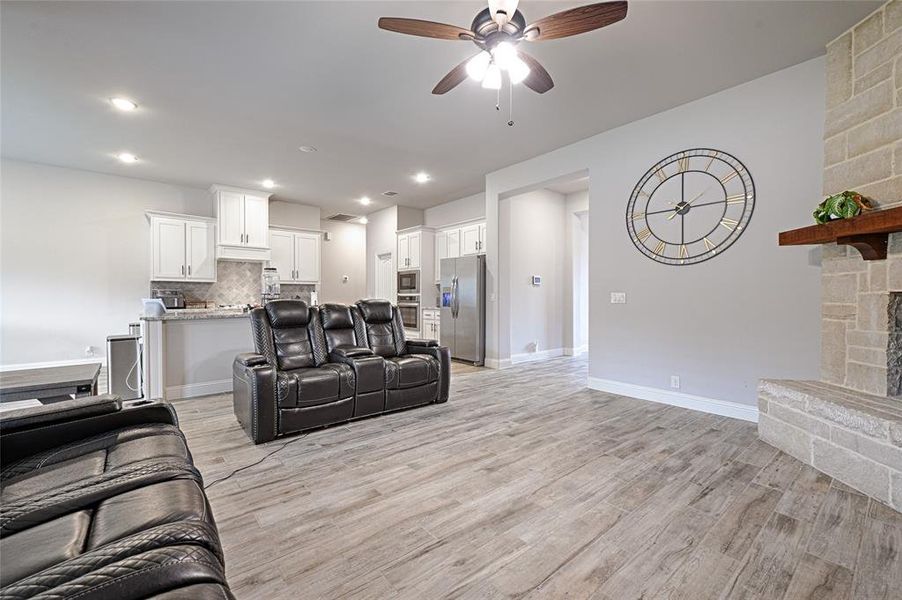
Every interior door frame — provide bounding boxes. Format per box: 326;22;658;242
375;251;394;302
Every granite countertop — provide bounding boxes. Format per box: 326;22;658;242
141;308;252;322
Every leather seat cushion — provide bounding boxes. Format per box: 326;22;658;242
276;364;354;408
0;424;190;503
385;355;440;390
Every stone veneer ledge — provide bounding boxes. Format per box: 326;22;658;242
759;379;902;511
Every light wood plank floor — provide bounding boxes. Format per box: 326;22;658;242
173;356;902;600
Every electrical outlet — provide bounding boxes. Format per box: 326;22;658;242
610;292;627;304
670;375;681;389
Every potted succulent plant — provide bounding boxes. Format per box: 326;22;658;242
813;191;874;225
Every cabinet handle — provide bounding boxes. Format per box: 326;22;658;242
181;265;185;276
188;265;191;276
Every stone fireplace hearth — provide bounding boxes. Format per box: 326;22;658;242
758;0;902;513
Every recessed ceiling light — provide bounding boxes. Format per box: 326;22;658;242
359;216;369;225
117;152;139;164
359;196;371;206
110;97;138;111
262;179;275;189
298;146;318;153
414;172;431;184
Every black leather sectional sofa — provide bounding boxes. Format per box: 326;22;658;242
0;395;233;599
233;299;451;444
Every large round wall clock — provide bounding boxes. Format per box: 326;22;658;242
626;148;755;265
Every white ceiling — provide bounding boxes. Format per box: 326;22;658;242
1;1;877;214
546;176;590;195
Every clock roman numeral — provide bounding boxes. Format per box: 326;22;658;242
632;212;645;221
636;228;651;242
720;171;739;184
654;240;666;256
704;152;718;171
677;156;689;173
720;217;739;231
654;168;667;184
703;237;716;251
726;194;745;204
679;244;688;259
638;190;649;199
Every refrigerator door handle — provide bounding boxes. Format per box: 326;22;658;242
452;275;460;318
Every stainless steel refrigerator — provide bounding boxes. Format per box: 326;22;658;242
440;254;485;365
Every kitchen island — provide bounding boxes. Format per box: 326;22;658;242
141;308;253;400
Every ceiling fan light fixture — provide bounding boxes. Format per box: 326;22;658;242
508;55;530;84
491;41;518;71
481;63;502;90
466;51;491;81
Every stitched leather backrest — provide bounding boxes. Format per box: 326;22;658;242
249;308;277;365
320;304;357;353
356;300;398;357
263;301;315;370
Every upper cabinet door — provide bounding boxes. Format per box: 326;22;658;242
294;232;321;283
218;192;244;246
152;217;186;280
408;231;421;269
435;231;447;282
269;230;296;282
397;234;410;269
242;195;269;248
460;224;480;256
186;221;216;280
477;222;487;254
446;229;461;258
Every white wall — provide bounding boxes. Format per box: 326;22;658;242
424;192;485;229
484;57;825;407
269;200;320;230
563;190;589;354
0;160;209;365
319;219;366;304
365;205;398;298
501;189;566;361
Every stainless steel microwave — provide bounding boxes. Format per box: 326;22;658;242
397;270;420;294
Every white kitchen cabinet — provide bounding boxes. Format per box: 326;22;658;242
269;228;321;284
397;231;422;270
460;223;486;256
422;308;441;341
435;231;447;283
447;228;461;258
148;213;216;282
478;223;487;254
211;185;272;261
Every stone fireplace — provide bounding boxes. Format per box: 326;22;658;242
759;0;902;513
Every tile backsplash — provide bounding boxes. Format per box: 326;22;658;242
151;261;315;306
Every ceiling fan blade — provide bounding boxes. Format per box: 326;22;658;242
518;52;554;94
525;1;627;41
378;17;473;40
432;55;476;95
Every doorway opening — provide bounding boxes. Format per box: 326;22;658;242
497;171;589;365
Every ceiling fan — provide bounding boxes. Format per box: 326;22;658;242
378;0;628;96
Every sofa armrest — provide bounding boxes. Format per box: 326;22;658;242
232;355;278;444
0;394;122;435
407;338;439;348
329;346;374;361
406;345;451;403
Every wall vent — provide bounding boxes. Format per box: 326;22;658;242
326;213;359;222
382;191;399;197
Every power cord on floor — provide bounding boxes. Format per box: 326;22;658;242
203;432;310;490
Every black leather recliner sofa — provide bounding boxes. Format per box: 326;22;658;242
233;299;450;444
0;395;233;599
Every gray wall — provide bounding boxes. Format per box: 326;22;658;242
501;189;566;359
365;205;398;298
270;200;320;229
319;219;366;304
1;159;209;364
424;192;485;229
484;57;826;406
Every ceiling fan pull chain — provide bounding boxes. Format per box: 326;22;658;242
508;77;514;127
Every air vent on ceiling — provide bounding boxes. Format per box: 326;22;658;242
382;191;399;197
326;213;360;222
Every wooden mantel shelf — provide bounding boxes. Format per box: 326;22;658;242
779;205;902;260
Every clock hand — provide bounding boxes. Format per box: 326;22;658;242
667;188;710;220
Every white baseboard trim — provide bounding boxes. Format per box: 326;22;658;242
563;345;588;357
510;348;564;365
485;357;511;370
165;378;232;400
0;357;107;372
587;377;758;423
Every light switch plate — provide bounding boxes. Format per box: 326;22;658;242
610;292;627;304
